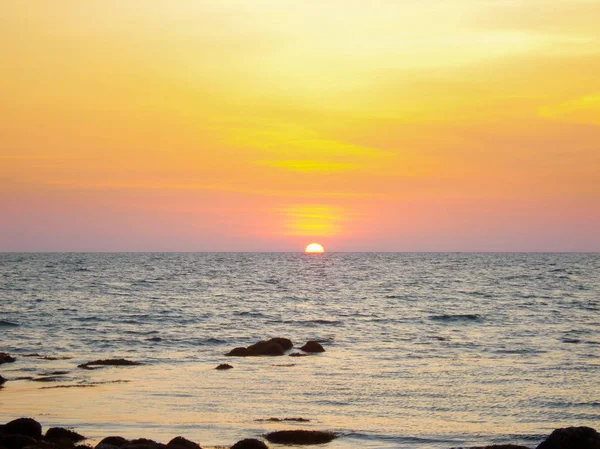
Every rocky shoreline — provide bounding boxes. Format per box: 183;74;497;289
0;418;598;449
2;349;600;448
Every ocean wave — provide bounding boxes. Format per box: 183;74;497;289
429;314;483;322
0;320;19;327
345;431;452;445
235;311;266;318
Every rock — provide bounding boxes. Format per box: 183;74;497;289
299;341;325;353
0;353;16;365
536;426;600;449
0;376;7;385
45;428;85;443
95;444;119;449
0;435;39;449
78;359;142;369
226;338;293;357
269;338;293;351
288;353;307;357
167;437;201;449
264;430;336;445
230;439;268;449
123;439;167;449
96;437;128;448
215;364;233;370
226;348;251;357
23;442;59;449
246;341;284;356
146;338;162;342
3;419;43;439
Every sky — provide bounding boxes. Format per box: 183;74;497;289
1;0;599;252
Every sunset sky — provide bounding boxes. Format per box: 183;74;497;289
1;1;599;251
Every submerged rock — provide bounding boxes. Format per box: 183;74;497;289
0;375;7;385
288;353;307;357
0;353;16;365
265;430;336;445
167;437;201;449
77;359;141;369
2;418;43;439
45;428;85;443
299;341;325;353
230;439;268;449
32;377;67;383
215;364;233;370
146;338;162;342
536;426;600;449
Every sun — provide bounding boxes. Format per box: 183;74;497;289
305;243;325;253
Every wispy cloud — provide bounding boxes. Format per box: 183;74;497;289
257;160;358;173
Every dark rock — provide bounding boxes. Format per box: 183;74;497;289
0;435;39;449
96;437;128;448
167;437;201;449
215;364;233;370
123;438;167;449
230;439;268;449
3;418;43;439
269;338;293;351
246;341;284;356
226;348;251;357
42;372;70;376
146;338;162;342
45;428;85;443
0;376;7;385
288;353;307;357
536;426;600;449
0;353;16;365
299;341;325;353
22;442;59;449
95;444;119;449
265;430;336;445
22;354;42;358
78;359;142;369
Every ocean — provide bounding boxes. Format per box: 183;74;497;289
0;253;598;448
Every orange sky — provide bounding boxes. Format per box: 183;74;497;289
1;1;599;251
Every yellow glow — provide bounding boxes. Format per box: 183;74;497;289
282;205;342;237
305;243;325;253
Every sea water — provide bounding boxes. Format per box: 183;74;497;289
0;253;599;448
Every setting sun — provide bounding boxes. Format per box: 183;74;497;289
305;243;325;253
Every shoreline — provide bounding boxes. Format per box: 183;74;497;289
2;348;600;449
0;417;599;449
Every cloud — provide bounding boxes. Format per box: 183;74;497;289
539;93;600;124
257;160;358;173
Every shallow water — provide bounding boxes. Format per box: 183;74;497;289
1;253;599;448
